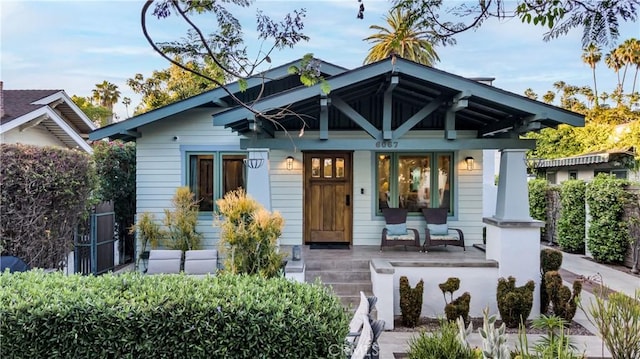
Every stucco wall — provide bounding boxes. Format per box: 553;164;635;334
1;126;67;148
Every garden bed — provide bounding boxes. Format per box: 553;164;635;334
392;316;593;335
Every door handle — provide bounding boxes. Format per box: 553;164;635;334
346;195;350;206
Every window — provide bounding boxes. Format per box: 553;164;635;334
187;153;246;211
594;169;627;179
546;171;557;184
377;153;453;214
568;171;577;180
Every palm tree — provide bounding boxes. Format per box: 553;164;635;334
581;43;601;106
122;97;131;118
363;8;439;66
605;50;623;89
92;81;121;124
619;38;640;95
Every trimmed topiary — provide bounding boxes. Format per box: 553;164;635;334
540;248;563;313
439;277;471;325
545;270;582;322
400;276;424;328
496;276;535;328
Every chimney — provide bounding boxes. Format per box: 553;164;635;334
0;81;4;119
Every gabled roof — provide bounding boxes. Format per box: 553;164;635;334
213;57;583;137
1;88;96;153
89;58;348;141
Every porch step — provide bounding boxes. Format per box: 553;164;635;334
304;257;372;310
306;270;370;282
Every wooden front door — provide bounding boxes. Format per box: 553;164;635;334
303;151;353;244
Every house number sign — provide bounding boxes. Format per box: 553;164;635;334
375;141;399;148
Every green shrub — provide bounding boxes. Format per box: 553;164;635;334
216;189;286;278
496;276;535;328
0;144;95;268
129;212;162;268
400;276;424;328
544;271;582;322
439;277;471;325
407;320;477;359
0;270;348;358
540;248;563;314
163;186;203;252
586;174;630;263
583;288;640;359
557;179;586;253
92;140;136;261
529;179;549;240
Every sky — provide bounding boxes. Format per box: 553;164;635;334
1;1;639;121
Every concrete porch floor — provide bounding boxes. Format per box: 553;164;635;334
287;243;485;262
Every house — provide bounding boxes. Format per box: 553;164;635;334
0;82;96;153
534;148;639;183
90;57;584;326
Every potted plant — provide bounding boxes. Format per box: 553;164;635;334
129;212;162;271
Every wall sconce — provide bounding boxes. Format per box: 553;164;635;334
286;156;294;170
465;156;475;171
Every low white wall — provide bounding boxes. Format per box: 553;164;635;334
371;259;499;330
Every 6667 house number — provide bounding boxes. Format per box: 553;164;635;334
375;141;398;148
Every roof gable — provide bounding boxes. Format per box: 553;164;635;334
89;58;347;141
212;57;583;137
1;88;96;153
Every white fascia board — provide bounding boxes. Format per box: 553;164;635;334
0;107;93;153
31;90;96;131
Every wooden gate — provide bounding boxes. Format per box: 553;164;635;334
74;202;116;275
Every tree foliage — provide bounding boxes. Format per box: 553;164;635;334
71;95;112;128
92;81;121;124
140;0;326;134
359;0;639;49
363;7;440;66
525;37;640;161
127;57;225;114
92;140;136;260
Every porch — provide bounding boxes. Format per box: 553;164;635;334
283;244;499;330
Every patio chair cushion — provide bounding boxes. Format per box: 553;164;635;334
183;249;218;275
427;223;449;236
146;249;182;274
385;223;407;236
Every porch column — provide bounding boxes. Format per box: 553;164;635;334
484;149;542;318
245;148;272;211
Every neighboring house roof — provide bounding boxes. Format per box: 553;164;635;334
1;87;96;153
90;56;584;144
534;148;636;169
89;58;348;141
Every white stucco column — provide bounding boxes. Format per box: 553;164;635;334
245;148;272;211
482;149;497;218
484;149;542;318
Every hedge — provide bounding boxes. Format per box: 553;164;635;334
0;144;95;268
586;174;630;263
557;179;586;253
0;271;349;358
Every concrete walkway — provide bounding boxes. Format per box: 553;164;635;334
376;248;639;359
